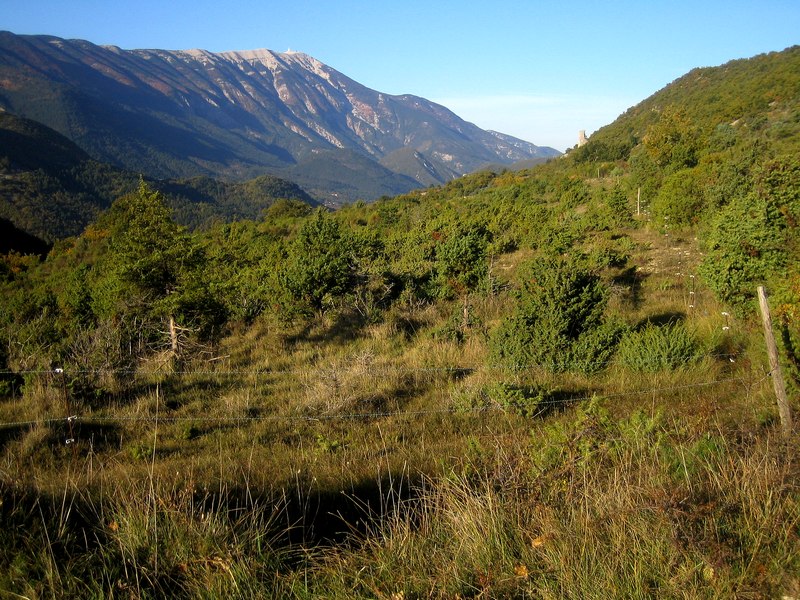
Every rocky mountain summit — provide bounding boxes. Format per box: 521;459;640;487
0;32;559;203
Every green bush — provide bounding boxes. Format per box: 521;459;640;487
699;155;799;314
490;257;623;374
280;209;356;313
698;191;786;313
616;322;703;372
433;224;490;298
651;168;704;226
488;383;551;418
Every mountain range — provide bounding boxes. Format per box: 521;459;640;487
0;31;559;205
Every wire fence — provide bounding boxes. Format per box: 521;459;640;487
0;351;745;378
0;303;773;447
0;356;782;503
0;365;771;432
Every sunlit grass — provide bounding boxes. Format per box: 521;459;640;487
1;219;797;598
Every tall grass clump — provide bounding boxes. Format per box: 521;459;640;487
305;402;800;599
616;321;704;372
0;479;300;599
309;469;536;599
96;483;292;598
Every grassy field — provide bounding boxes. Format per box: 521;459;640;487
1;222;798;599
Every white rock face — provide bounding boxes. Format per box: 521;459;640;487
90;43;554;166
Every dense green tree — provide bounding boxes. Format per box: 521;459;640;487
651;168;704;226
642;107;699;172
200;220;283;323
491;257;623;374
107;181;198;300
434;224;490;298
96;181;223;353
280;209;356;314
57;264;94;331
1;284;61;373
698;157;798;312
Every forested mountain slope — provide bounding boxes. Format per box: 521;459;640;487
570;45;800;164
567;45;800;317
0;112;318;241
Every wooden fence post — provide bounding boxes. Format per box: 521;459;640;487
757;286;793;435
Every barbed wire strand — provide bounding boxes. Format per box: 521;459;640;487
0;374;767;430
0;351;745;378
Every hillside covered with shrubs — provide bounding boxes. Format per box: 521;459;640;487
0;46;799;598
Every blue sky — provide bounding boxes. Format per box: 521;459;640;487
2;0;798;151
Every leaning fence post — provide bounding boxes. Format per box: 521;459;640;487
757;286;793;435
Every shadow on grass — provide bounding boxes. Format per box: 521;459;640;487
0;423;26;451
636;311;686;329
0;467;424;597
283;309;368;347
206;473;424;547
613;265;648;309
